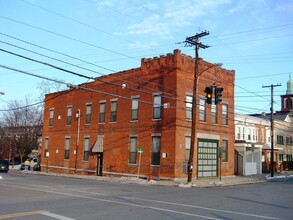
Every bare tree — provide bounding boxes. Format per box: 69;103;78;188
0;97;42;163
37;79;67;104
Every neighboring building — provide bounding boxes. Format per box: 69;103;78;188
41;49;235;180
260;114;292;172
234;114;269;175
252;77;293;172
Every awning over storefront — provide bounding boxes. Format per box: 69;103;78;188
92;136;104;153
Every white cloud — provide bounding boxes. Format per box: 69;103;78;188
128;40;159;50
127;14;170;36
126;0;232;36
229;0;247;14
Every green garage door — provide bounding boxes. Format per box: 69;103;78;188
198;139;218;178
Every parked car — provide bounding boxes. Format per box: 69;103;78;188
20;157;41;171
0;159;9;172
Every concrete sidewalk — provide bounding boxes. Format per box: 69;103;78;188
157;174;267;187
14;169;293;188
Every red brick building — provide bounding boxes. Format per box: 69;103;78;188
41;49;235;180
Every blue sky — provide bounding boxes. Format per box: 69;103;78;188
0;0;292;114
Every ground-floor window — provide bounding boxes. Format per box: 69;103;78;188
152;136;161;165
129;137;137;164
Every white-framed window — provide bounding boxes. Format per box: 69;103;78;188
49;109;54;126
84;137;90;161
99;102;106;123
86;104;92;124
110;100;117;122
185;136;191;161
67;106;72;125
222;140;228;162
65;137;70;159
199;98;206;122
222;104;228;125
186;95;192;120
44;138;49;158
153;95;161;119
237;127;241;139
152;136;161;165
131;98;139;121
211;103;217;124
129;137;137;164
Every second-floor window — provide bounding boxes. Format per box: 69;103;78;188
153;95;161;119
49;109;54;126
86;104;92;124
199;98;206;122
286;136;293;145
131;98;139;121
186;95;192;120
211;103;217;124
67;106;72;125
247;128;251;140
110;100;117;122
277;135;284;144
99;102;106;123
222;104;228;125
65;137;70;159
237;127;241;139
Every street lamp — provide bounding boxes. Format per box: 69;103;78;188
187;62;223;184
74;109;81;173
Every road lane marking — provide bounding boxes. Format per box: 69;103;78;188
1;183;282;220
0;210;48;219
68;188;283;220
42;212;76;220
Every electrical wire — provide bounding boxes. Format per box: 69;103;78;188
0;33;179;99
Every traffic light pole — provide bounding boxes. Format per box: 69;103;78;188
184;31;209;184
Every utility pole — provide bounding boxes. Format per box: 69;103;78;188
262;83;281;177
184;31;209;183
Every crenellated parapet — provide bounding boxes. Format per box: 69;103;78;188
141;49;194;72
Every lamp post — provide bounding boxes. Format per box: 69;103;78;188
74;109;81;173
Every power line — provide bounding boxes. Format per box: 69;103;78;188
0;16;138;61
0;46;182;103
0;33;178;99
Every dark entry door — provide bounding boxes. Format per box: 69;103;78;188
97;153;103;176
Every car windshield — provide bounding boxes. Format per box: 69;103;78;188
0;160;8;165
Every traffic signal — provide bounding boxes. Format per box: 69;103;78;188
215;87;224;105
204;86;213;104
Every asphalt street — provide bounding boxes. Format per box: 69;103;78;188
0;172;292;220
